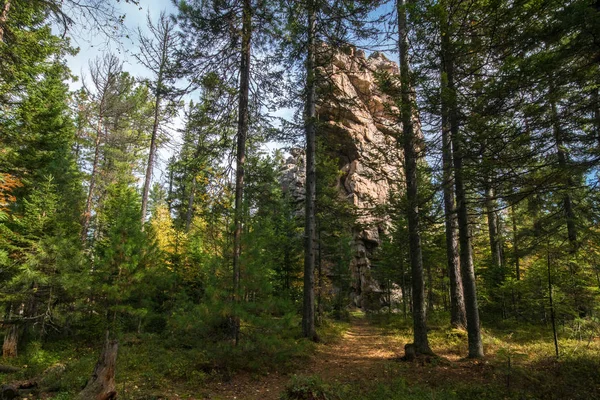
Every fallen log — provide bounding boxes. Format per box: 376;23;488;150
0;365;20;373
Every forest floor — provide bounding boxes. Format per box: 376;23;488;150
196;310;600;400
200;311;402;400
2;311;599;399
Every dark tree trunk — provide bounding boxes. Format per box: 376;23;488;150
594;86;600;150
484;182;503;280
77;333;118;400
550;99;577;251
400;247;408;319
440;24;467;329
443;6;484;357
547;247;559;359
427;262;434;313
185;178;196;232
511;204;520;281
316;229;323;325
397;0;432;356
452;120;484;358
232;0;252;345
302;0;318;342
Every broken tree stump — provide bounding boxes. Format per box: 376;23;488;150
402;343;416;362
77;332;118;400
2;325;19;359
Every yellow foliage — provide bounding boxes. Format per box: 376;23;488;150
151;205;185;257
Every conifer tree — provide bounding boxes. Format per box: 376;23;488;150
396;0;433;355
136;11;183;226
281;0;378;341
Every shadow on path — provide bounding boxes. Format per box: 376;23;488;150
202;312;403;400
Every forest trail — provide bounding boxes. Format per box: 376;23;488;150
203;312;403;400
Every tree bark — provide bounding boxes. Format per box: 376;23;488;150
2;325;18;359
547;246;559;359
185;178;195;232
397;0;432;355
550;99;577;251
140;89;162;226
77;333;118;400
511;204;520;281
141;18;172;226
484;181;503;281
232;0;252;346
81;121;103;242
443;4;484;357
440;19;467;330
302;0;318;342
0;0;10;43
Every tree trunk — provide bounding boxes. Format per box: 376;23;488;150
302;0;318;342
167;158;175;214
81;123;103;242
77;333;118;400
2;325;18;359
400;244;407;319
0;0;10;43
452;117;484;359
185;178;196;232
141;19;172;226
550;99;577;251
511;204;520;281
140;89;162;226
232;0;252;346
484;181;503;281
547;246;559;359
316;228;323;326
443;5;484;357
593;86;600;150
397;0;432;356
427;262;434;313
440;22;467;329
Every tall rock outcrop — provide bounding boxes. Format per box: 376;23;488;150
282;46;406;309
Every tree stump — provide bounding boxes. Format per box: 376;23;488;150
77;333;118;400
2;326;19;359
402;343;416;362
1;384;19;399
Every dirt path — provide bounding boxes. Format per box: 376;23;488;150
202;313;403;400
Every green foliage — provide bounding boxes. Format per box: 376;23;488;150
281;375;338;400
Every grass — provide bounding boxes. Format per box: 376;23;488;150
0;312;350;400
358;311;600;400
1;312;598;399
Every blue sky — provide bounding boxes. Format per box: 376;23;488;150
66;0;178;90
64;1;182;183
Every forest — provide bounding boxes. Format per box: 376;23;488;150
0;0;599;399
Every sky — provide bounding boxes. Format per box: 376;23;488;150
67;0;178;90
64;1;182;185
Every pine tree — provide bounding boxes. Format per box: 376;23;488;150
136;11;183;226
396;0;433;356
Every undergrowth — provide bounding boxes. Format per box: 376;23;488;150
0;312;348;399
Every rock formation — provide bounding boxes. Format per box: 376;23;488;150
282;46;406;309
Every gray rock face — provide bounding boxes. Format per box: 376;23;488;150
281;46;405;309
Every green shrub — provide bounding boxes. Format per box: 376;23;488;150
281;375;339;400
